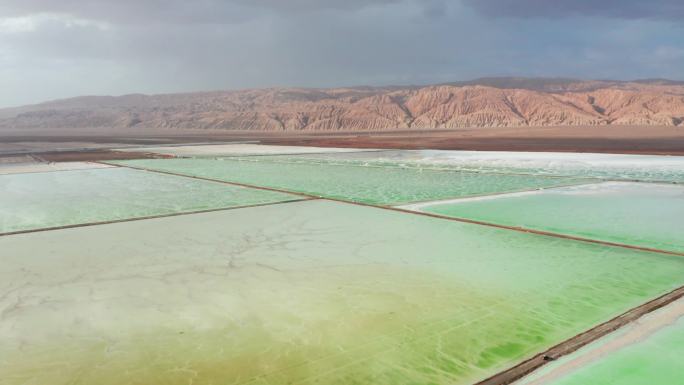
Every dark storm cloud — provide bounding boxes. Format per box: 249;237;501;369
463;0;684;21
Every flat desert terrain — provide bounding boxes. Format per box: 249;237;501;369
1;125;683;156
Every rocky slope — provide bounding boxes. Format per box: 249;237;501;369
2;78;683;130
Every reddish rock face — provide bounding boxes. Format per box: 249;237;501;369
2;80;684;130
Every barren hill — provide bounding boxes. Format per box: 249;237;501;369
2;78;684;131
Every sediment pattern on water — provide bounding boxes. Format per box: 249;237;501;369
252;150;684;183
417;182;684;253
550;320;684;385
518;299;684;385
2;200;684;385
0;167;296;233
116;158;586;205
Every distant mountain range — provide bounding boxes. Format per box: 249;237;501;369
2;78;684;131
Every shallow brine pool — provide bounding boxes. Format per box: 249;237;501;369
408;181;684;253
115;158;587;205
0;167;297;233
2;200;683;385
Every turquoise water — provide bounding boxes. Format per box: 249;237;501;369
115;158;586;205
420;182;684;253
548;317;684;385
0;167;297;232
255;150;684;183
2;200;683;385
518;301;684;385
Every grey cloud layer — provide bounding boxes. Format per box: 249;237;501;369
0;0;683;107
6;0;682;23
463;0;684;20
0;0;401;24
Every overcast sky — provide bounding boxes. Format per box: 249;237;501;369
1;0;683;107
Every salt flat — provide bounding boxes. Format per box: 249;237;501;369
117;143;377;157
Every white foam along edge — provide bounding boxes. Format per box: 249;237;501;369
114;144;379;156
396;181;684;211
0;161;114;175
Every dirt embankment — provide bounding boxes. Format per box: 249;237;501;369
261;126;684;155
1;125;683;157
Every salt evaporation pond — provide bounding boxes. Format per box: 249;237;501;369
411;182;684;253
0;167;297;233
546;318;684;385
255;150;684;183
2;200;683;385
517;298;684;385
115;158;587;205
